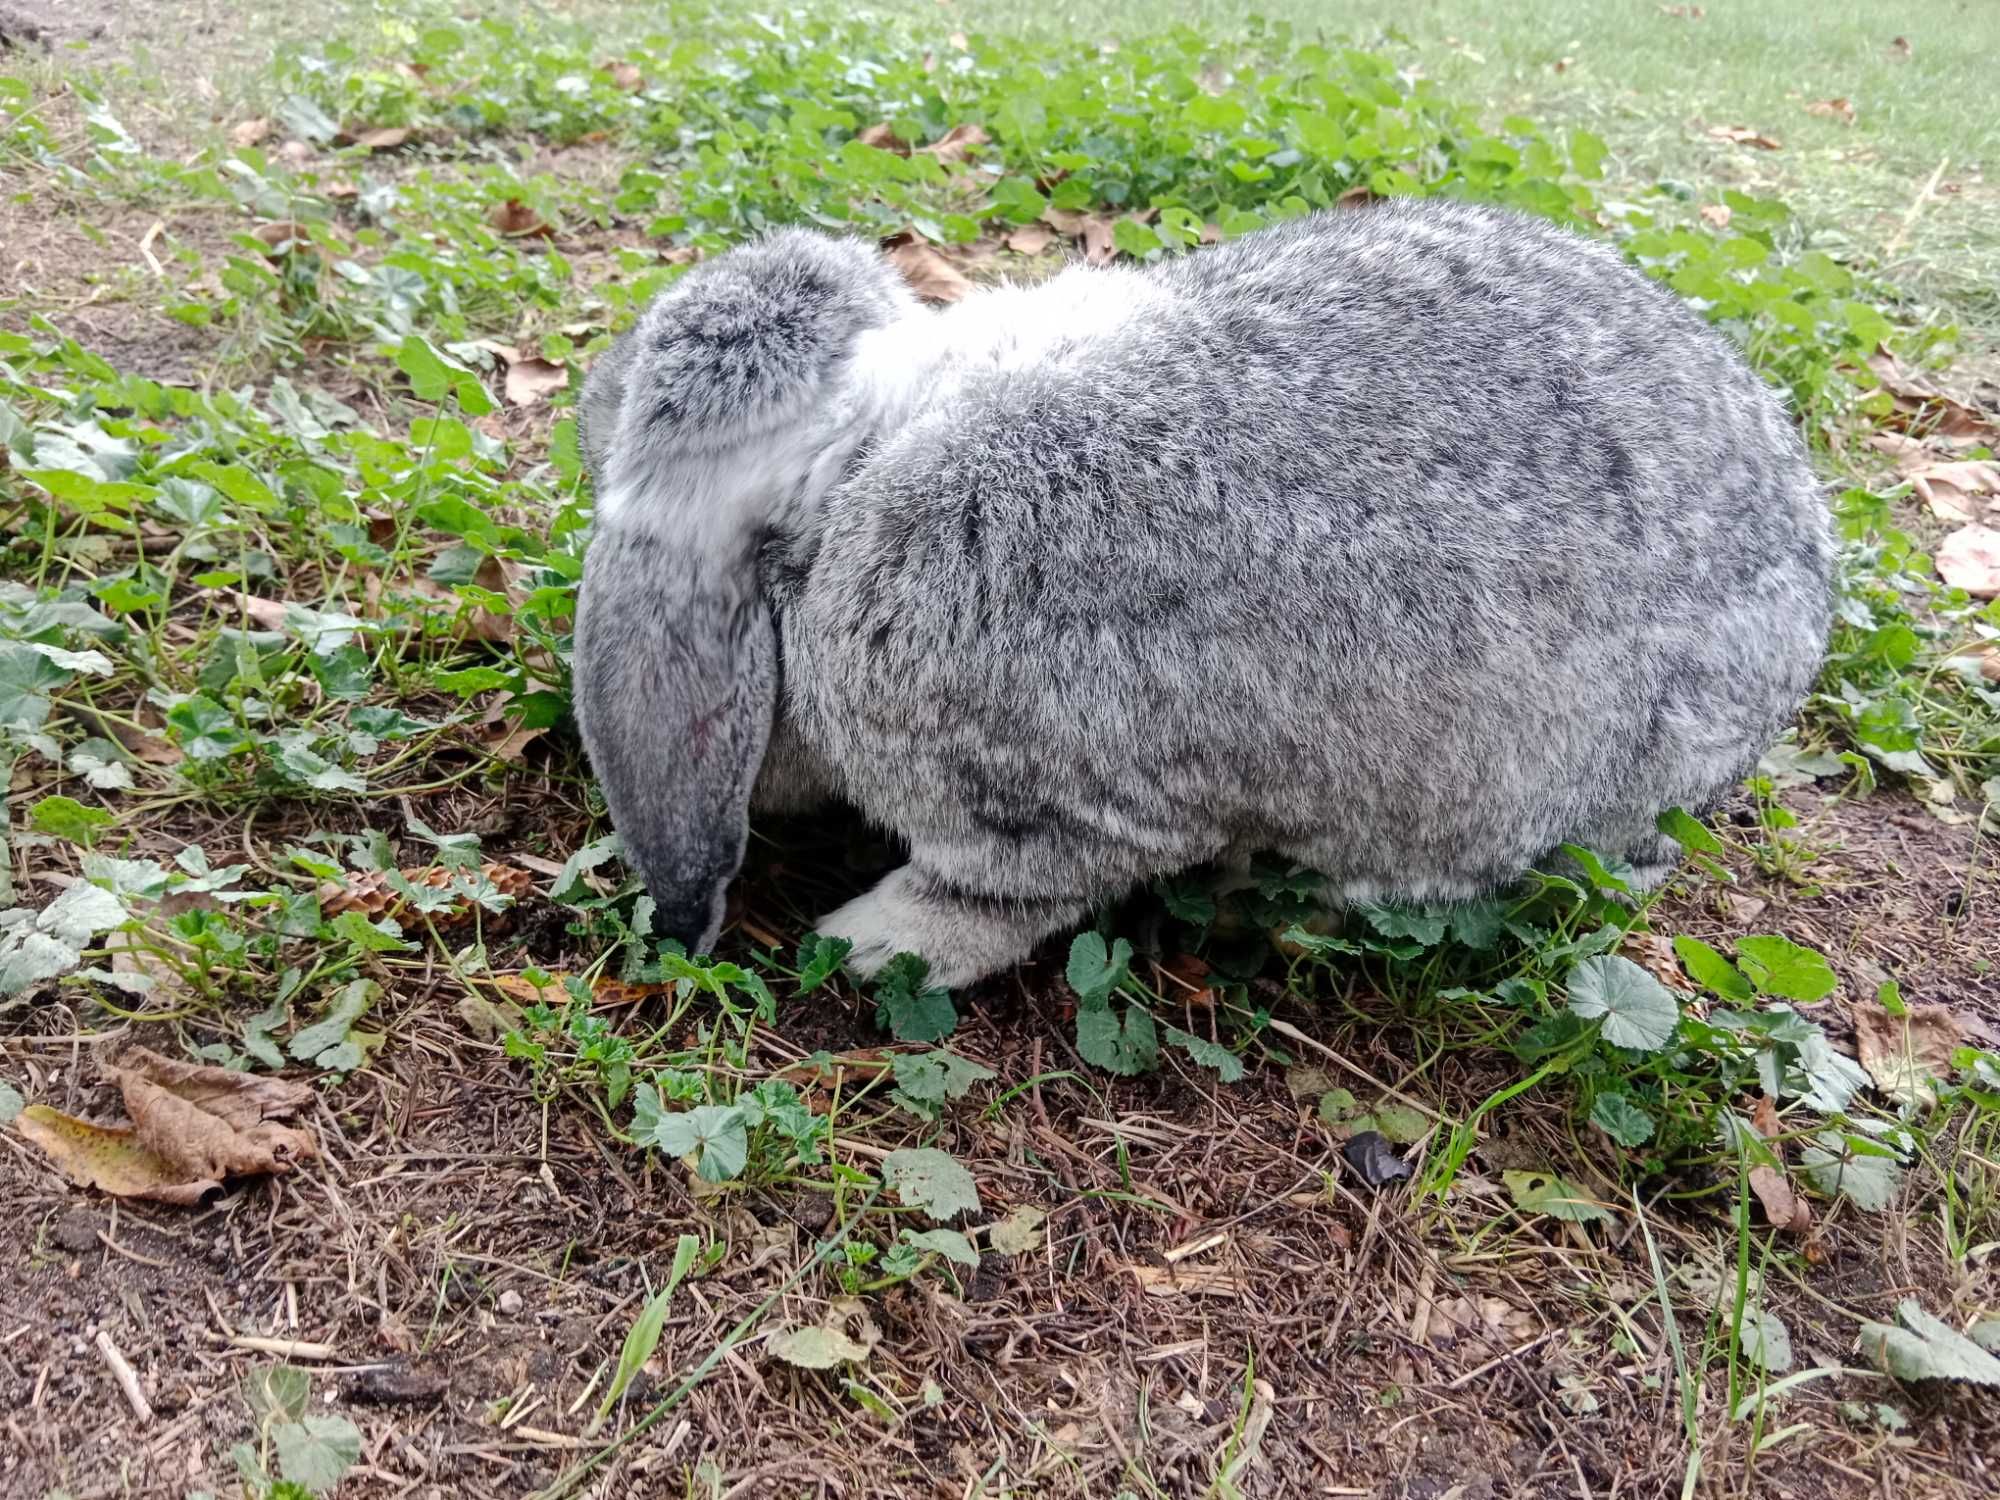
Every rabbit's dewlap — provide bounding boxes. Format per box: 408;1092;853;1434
572;201;1833;988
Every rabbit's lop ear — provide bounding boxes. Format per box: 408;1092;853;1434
573;231;911;955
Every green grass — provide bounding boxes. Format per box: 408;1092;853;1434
961;0;2000;341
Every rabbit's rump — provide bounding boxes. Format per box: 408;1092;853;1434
782;202;1831;921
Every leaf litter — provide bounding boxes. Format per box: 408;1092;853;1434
15;1048;316;1204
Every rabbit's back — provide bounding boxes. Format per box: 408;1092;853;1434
781;201;1830;897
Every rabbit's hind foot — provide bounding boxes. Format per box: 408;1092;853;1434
816;865;1085;990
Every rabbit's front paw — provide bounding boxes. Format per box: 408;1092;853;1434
815;865;1085;990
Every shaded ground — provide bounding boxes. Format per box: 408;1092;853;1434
4;785;1998;1498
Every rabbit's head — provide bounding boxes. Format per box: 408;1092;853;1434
573;230;913;955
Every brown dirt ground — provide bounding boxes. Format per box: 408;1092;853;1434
4;782;1999;1500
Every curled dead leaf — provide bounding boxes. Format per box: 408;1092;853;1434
1748;1164;1812;1234
252;220;327;254
230;117;272;148
1751;1094;1782;1140
14;1048;316;1205
503;356;569;407
1868;352;1998;446
351;125;412;153
1805;97;1856;126
1699;203;1732;230
1427;1294;1538;1348
1708;125;1781;150
914;123;990;163
856;122;910;154
276;140;315;170
1004;223;1054;256
489;972;673;1010
1938;524;2000;597
885;238;974;303
1909;460;2000;523
1854;1002;1963;1109
235;592;289;630
1621;932;1687;992
604;60;644;91
1889;36;1912;59
1078;214;1118;265
489;198;553;238
319;862;535;934
1658;4;1705;17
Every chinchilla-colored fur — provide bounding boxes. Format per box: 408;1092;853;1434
573;202;1832;984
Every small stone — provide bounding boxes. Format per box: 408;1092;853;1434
497;1289;524;1316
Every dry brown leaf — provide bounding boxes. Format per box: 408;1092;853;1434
604;60;644;91
1699;203;1732;230
885;239;973;303
856;122;910;154
235;592;288;630
1751;1094;1782;1140
465;553;527;643
229;117;272;148
320;862;536;933
276;140;315;170
1658;4;1705;17
1708;125;1781;150
1621;932;1687;991
1748;1165;1812;1234
1805;97;1856;126
1938;524;2000;597
489;972;673;1010
352;125;412;152
1889;36;1912;59
14;1048;316;1206
914;123;990;163
1336;183;1376;207
1854;1002;1964;1109
1426;1294;1537;1348
1909;460;2000;523
1078;214;1118;264
1005;223;1054;256
251;220;316;254
503;356;569;406
1553;56;1572;74
1867;352;1999;445
490;198;554;238
106;711;183;767
481;722;546;764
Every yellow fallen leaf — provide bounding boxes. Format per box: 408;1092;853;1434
15;1048;316;1206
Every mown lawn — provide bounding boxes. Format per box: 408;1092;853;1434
2;2;1997;1498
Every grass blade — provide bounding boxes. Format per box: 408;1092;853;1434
588;1232;699;1435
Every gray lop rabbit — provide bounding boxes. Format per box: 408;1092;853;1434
572;200;1832;986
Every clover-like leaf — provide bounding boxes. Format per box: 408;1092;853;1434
881;1146;979;1222
1567;956;1680;1052
1736;935;1837;1003
1859;1299;2000;1386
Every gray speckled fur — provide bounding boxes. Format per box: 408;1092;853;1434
572;203;1832;984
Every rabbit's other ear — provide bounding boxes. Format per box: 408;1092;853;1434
573;527;775;956
576;326;638;491
621;228;913;451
